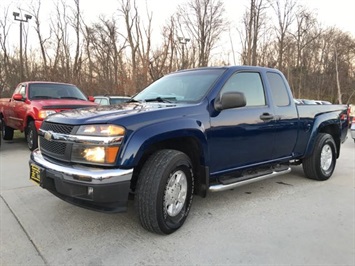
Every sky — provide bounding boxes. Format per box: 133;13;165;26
1;0;355;62
77;0;355;36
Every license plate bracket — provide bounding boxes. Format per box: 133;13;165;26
29;163;45;186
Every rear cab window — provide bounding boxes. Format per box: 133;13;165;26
266;72;291;107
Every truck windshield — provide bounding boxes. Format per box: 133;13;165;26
133;69;225;103
29;83;88;101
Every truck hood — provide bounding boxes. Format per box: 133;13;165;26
34;99;97;110
45;102;189;125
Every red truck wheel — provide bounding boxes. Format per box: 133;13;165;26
302;133;336;181
136;149;194;234
26;121;38;151
1;118;14;140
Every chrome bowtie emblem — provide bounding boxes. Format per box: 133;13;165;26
44;131;53;141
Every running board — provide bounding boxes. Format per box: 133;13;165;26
209;167;291;192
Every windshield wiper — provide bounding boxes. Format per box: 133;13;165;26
126;98;141;103
144;97;175;103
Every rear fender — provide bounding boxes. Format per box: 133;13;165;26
304;112;342;158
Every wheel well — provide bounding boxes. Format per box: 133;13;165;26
130;136;208;197
319;124;340;157
25;116;35;134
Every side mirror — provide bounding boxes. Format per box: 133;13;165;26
13;93;24;101
214;92;246;111
87;96;95;102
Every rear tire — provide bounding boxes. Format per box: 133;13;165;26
136;149;194;234
26;121;38;151
302;133;336;181
1;118;14;140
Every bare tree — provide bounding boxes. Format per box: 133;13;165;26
289;6;320;98
49;0;72;81
28;0;50;73
269;0;296;71
176;0;227;67
149;17;179;81
119;0;140;91
241;0;268;65
69;0;82;83
136;2;153;90
82;18;120;94
0;6;11;90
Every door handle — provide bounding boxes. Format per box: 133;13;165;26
260;113;274;121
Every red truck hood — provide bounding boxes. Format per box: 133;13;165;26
33;99;97;110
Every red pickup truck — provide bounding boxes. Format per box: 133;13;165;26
0;81;97;150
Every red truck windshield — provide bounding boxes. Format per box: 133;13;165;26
29;83;87;101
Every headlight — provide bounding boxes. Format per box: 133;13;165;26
77;124;125;136
38;110;56;119
72;124;125;165
72;145;119;164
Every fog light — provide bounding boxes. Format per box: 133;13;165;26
88;187;94;197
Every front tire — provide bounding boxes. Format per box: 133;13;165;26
302;133;337;181
136;149;194;235
26;121;38;151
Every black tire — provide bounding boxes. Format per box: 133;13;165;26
26;121;38;151
302;133;337;181
1;118;14;140
136;149;194;235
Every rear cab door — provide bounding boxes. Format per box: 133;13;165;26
265;70;299;160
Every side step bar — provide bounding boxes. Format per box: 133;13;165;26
209;167;291;192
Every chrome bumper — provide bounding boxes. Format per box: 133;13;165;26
31;149;133;184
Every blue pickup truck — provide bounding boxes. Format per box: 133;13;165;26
29;66;349;234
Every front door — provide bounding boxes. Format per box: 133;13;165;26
208;71;275;175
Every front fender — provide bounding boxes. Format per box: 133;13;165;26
118;118;208;168
20;102;38;131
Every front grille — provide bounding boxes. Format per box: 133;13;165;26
41;139;66;155
40;121;75;161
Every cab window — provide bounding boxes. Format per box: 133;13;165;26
221;72;266;106
19;85;26;97
267;72;290;106
14;84;26;98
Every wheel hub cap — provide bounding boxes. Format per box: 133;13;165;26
164;170;187;217
320;144;332;171
28;130;33;147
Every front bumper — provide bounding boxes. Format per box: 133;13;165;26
29;149;133;212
